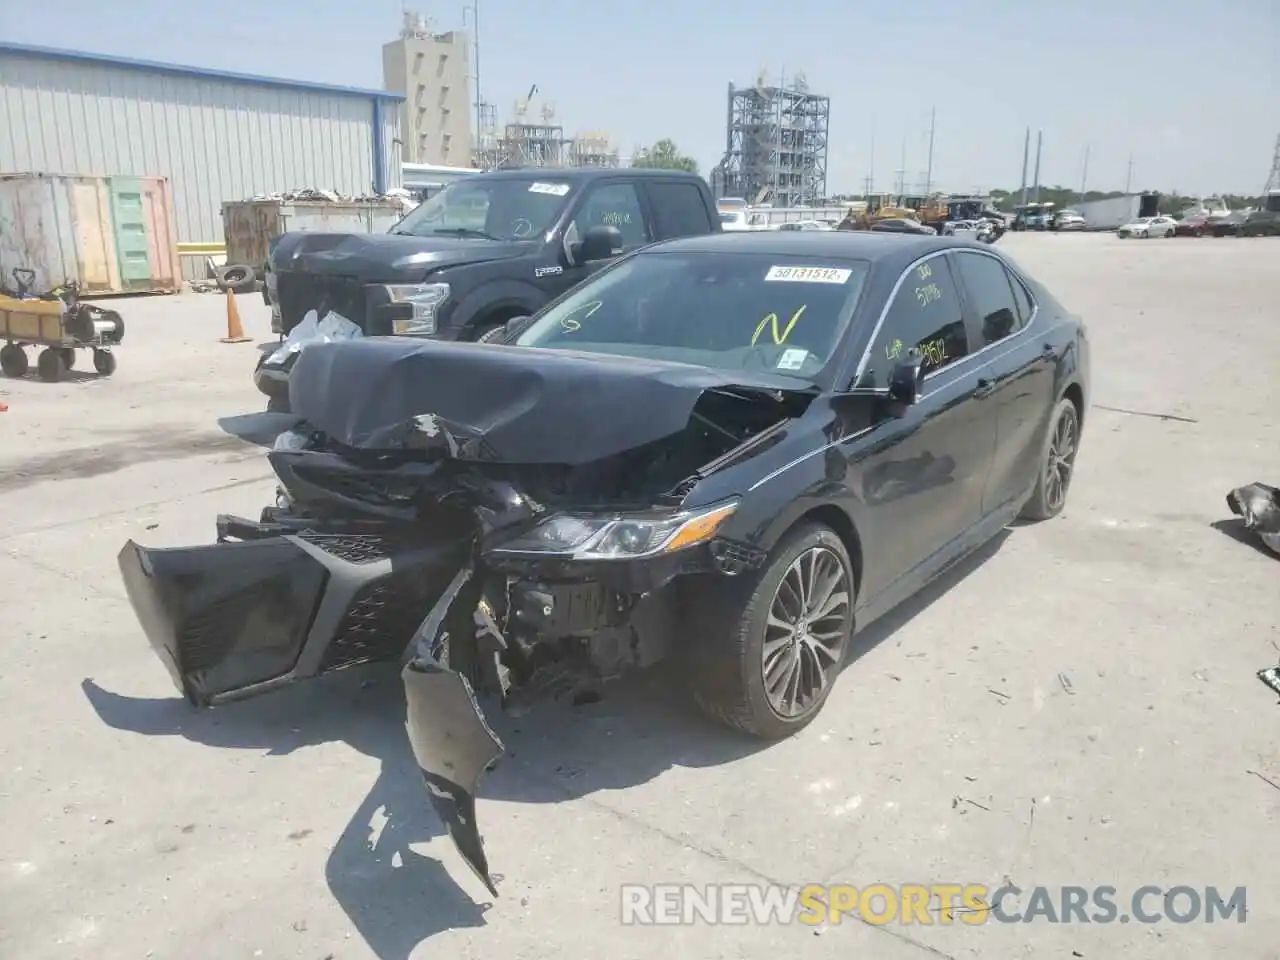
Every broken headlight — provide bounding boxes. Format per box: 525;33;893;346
379;282;450;336
490;501;738;560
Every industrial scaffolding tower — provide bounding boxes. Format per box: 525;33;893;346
713;71;830;207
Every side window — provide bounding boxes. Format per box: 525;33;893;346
866;256;968;385
1008;270;1034;326
573;182;650;249
953;251;1024;348
646;182;712;238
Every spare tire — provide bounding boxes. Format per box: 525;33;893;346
216;264;258;294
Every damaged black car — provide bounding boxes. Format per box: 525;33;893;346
117;231;1089;896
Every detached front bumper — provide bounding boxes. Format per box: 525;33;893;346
117;520;468;705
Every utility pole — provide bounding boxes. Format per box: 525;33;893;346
1018;127;1030;207
1124;154;1134;194
896;136;907;203
1031;130;1043;204
866;118;876;198
463;1;482;166
923;106;936;196
1079;144;1090;203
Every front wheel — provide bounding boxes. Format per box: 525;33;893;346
1020;397;1080;521
686;523;855;739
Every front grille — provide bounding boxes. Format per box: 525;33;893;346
299;533;390;564
275;273;366;334
322;571;442;671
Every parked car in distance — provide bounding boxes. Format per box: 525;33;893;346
1208;211;1248;236
870;217;937;235
1238;208;1280;237
1053;210;1087;231
776;219;835;232
118;231;1090;896
1117;216;1176;238
1174;215;1214;237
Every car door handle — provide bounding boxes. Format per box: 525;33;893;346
974;377;995;399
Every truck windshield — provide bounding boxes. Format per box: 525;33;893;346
513;250;871;381
392;177;574;241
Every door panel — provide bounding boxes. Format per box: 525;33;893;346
542;180;649;301
107;177;153;291
850;253;996;598
950;251;1056;514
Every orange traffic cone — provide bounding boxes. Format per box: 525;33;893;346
220;288;251;343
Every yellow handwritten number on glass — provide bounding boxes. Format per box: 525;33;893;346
560;300;603;332
751;304;807;346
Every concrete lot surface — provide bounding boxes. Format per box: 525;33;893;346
0;234;1277;959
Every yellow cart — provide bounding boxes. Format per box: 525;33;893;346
0;269;124;382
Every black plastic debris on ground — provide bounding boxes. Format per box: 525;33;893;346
1258;666;1280;699
1226;482;1280;557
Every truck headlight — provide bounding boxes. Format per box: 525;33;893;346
489;501;738;560
382;282;449;336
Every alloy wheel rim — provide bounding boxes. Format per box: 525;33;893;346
1045;407;1078;512
762;546;851;718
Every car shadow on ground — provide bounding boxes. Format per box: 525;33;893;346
1209;518;1277;559
80;528;1008;959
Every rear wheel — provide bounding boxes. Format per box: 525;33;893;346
93;349;117;376
686;523;855;739
1020;397;1080;521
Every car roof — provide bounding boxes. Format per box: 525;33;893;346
457;167;703;183
643;230;995;267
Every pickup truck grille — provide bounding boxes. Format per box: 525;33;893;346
275;273;366;335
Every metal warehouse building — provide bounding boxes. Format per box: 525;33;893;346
0;42;403;277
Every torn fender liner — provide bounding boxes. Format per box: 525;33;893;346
1226;482;1280;556
403;659;505;898
289;337;815;464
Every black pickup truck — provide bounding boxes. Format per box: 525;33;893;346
256;169;723;405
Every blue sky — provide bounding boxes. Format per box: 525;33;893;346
5;0;1277;195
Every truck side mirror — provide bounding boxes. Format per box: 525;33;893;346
578;225;623;263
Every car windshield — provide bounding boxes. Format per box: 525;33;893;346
391;177;573;241
512;251;871;381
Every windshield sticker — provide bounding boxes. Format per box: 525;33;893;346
751;304;807;346
777;348;808;371
529;181;571;196
534;265;563;278
559;300;603;332
764;265;852;284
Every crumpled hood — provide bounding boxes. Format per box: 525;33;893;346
270;231;528;282
289;337;815;465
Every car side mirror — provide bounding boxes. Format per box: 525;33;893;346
578;224;623;263
887;356;926;405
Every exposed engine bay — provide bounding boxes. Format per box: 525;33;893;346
117;336;814;896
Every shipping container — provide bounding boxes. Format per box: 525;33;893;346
0;173;182;295
1074;193;1162;231
222;199;407;273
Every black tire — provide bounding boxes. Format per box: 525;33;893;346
468;321;503;343
1019;397;1080;521
0;344;28;378
215;264;258;294
476;324;507;344
685;522;856;739
37;347;66;382
59;347;76;370
93;349;117;376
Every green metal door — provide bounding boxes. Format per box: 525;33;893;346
107;178;153;291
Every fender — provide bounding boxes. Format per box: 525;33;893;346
448;278;547;336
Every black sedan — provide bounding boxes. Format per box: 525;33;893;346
117;231;1089;896
870;217;937;235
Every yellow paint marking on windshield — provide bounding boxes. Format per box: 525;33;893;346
884;338;904;360
919;337;949;366
915;283;942;307
560;300;603;332
751;304;807;346
917;262;933;280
